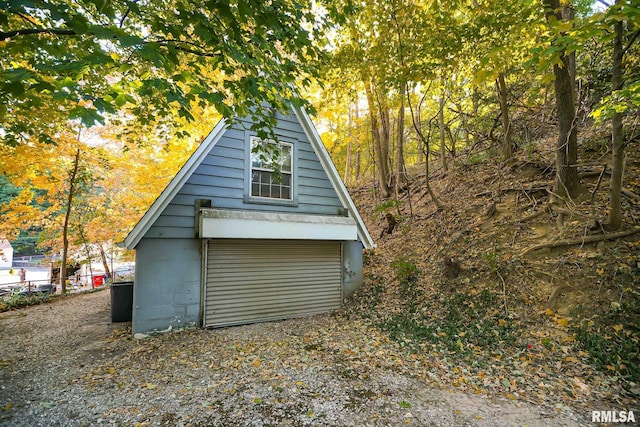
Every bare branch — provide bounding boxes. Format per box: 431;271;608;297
119;9;131;28
153;39;222;59
623;29;640;55
0;28;76;41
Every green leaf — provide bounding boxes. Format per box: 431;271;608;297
2;81;25;97
90;25;116;40
118;35;145;48
399;400;412;408
115;93;128;107
94;97;116;114
1;68;35;81
68;14;90;33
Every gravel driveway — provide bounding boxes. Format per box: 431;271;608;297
0;290;585;426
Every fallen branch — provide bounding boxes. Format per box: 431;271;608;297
475;184;551;198
553;207;597;220
497;271;508;316
580;169;611;178
622;188;640;201
520;227;640;257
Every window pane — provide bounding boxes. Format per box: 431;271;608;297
251;151;264;169
281;145;292;172
250;138;293;200
260;184;270;198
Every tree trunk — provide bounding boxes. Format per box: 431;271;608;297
438;86;448;171
561;5;577;90
545;0;581;199
366;84;392;197
406;90;443;210
472;88;480;148
345;138;352;185
354;100;361;181
60;148;80;293
607;7;624;230
496;73;513;160
98;243;112;280
345;106;353;185
78;226;94;288
396;82;407;192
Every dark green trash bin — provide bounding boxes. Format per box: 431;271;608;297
110;281;133;322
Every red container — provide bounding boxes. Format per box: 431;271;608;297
92;275;104;287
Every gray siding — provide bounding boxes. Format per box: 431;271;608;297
132;238;201;336
342;241;364;298
144;111;344;240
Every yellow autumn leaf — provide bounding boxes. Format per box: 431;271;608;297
556;318;569;327
252;359;262;367
544;308;554;316
2;403;13;411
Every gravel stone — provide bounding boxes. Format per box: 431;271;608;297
0;290;587;426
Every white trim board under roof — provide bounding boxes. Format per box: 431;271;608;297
199;209;357;241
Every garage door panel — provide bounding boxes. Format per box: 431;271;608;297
207;265;340;278
211;301;339;324
209;283;336;304
204;239;342;328
211;295;342;312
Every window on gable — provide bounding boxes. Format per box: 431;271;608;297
250;137;293;200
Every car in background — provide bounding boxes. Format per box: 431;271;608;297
0;284;21;297
17;283;56;296
113;266;135;280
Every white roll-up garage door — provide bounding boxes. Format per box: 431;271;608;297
204;239;342;328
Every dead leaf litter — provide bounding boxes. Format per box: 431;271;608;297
0;290;585;426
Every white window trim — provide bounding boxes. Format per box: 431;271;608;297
249;136;294;202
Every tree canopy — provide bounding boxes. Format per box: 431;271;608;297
0;0;322;146
1;0;639;265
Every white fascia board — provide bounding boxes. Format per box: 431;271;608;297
199;209;357;241
122;119;229;249
292;106;376;249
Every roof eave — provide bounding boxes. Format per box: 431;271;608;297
122;118;229;249
292;106;376;249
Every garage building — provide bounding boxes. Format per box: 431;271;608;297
122;106;374;337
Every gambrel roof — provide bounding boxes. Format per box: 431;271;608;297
122;106;375;250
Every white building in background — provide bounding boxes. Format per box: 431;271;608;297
0;241;14;268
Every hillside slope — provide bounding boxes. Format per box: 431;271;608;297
347;141;640;412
